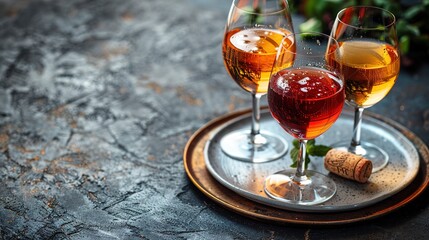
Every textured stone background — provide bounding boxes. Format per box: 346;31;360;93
0;0;428;239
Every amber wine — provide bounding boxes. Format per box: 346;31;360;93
223;28;294;94
329;40;400;108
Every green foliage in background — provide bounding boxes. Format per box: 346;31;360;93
289;0;429;67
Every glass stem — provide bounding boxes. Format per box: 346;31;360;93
250;93;266;146
349;107;366;155
251;93;261;135
293;139;309;183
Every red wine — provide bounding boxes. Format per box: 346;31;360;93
268;67;345;140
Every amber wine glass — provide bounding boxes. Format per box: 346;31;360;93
264;33;345;205
329;6;400;172
221;0;294;162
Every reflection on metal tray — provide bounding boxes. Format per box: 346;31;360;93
183;107;429;224
204;108;419;213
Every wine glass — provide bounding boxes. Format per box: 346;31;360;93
329;6;400;172
221;0;294;162
264;32;345;205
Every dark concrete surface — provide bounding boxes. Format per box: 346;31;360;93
0;0;428;239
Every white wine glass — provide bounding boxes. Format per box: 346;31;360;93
329;6;400;172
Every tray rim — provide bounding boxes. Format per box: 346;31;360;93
204;108;420;212
183;107;429;225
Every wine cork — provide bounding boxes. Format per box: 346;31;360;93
324;149;372;183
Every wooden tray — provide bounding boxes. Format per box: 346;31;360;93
183;107;429;225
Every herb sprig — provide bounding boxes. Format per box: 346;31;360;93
290;139;332;169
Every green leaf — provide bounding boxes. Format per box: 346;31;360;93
289;139;331;169
406;25;420;37
289;147;311;169
290;148;299;167
403;5;423;20
292;139;299;149
400;35;410;55
303;0;318;17
308;145;332;156
299;18;322;33
243;6;264;25
307;139;315;147
396;19;420;37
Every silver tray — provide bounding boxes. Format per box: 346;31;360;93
204;107;420;213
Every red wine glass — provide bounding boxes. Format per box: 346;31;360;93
264;32;345;205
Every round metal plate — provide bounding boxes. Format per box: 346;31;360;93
183;107;429;225
204;108;419;212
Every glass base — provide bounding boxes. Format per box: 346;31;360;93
220;130;288;163
264;169;336;205
334;141;389;173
